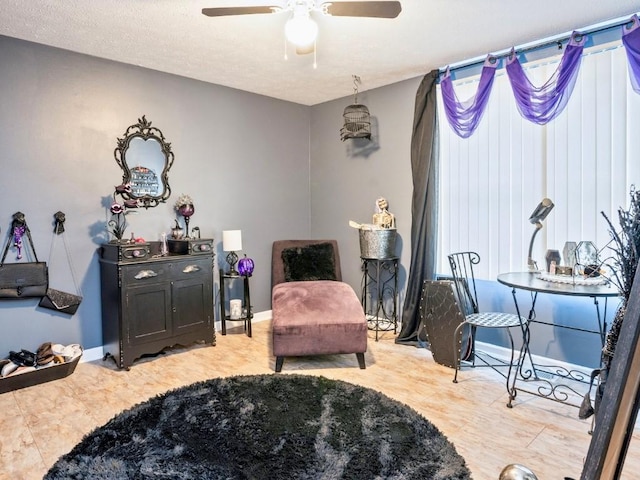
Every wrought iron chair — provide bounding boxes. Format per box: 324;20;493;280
448;251;524;406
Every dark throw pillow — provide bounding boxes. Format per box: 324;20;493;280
282;243;337;282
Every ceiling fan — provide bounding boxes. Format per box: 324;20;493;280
202;1;402;54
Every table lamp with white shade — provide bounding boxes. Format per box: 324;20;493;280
222;230;242;276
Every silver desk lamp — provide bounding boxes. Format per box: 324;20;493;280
527;198;554;271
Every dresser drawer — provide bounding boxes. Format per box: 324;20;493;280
168;239;214;256
121;258;211;284
102;243;151;263
169;258;212;280
121;263;172;284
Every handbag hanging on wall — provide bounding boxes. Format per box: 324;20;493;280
38;212;82;315
0;212;49;298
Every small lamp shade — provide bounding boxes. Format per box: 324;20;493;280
528;198;554;224
222;230;242;252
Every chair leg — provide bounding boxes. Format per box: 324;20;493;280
452;322;466;383
467;325;476;365
506;328;517;408
275;356;284;373
356;352;366;369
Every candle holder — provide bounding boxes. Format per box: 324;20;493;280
178;203;195;238
174;194;195;238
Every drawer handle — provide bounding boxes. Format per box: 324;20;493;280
134;269;158;280
183;265;201;273
124;248;147;259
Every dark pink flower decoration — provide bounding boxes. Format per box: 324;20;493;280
115;183;132;194
123;199;139;209
110;202;124;215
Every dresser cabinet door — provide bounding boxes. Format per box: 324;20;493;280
171;259;213;335
173;277;211;334
125;282;173;346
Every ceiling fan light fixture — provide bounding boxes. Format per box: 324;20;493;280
285;13;318;47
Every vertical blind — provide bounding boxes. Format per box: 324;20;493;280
437;41;640;279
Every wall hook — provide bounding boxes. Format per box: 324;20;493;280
352;75;361;103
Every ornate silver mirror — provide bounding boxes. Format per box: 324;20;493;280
114;116;174;208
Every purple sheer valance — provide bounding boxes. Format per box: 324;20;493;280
440;56;497;138
623;15;640;93
505;31;585;125
440;17;640;138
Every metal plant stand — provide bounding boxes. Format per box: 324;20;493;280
361;256;399;341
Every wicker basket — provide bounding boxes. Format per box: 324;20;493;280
0;351;81;394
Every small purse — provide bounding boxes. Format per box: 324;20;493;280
38;212;82;315
39;288;82;315
0;212;48;298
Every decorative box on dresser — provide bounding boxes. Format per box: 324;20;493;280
99;240;215;370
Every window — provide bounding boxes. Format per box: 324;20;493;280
437;40;640;279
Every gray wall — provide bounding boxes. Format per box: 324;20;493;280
308;75;614;369
0;35;612;369
310;78;420;297
0;35;311;354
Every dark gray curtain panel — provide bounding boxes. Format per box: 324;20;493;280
396;70;440;345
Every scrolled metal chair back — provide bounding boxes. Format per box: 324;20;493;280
447;252;481;315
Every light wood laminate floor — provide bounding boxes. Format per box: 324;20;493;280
0;320;638;479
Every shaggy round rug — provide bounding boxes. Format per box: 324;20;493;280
46;374;471;479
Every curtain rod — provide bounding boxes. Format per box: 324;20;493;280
441;13;638;76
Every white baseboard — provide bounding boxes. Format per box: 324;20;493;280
248;310;272;323
83;316;592;376
80;310;274;365
81;346;105;363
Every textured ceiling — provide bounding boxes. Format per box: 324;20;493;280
1;1;640;105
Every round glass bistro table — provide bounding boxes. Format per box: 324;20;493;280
497;271;619;408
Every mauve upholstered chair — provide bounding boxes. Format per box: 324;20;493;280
271;240;367;372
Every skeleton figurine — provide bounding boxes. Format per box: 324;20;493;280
372;197;395;229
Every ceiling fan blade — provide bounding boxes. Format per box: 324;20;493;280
202;6;279;17
322;1;401;18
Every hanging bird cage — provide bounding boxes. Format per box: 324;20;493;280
340;76;371;141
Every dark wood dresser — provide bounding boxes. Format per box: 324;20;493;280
99;241;215;369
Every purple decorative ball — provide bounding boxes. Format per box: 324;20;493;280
238;255;255;277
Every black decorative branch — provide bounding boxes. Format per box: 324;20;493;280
600;185;640;357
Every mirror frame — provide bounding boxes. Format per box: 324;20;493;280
114;115;174;208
